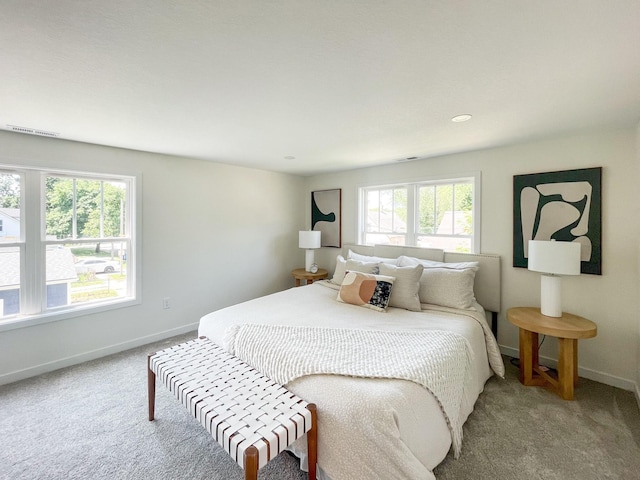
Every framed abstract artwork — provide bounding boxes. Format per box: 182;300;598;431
513;167;602;275
311;188;342;248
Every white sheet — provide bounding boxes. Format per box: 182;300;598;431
198;281;504;480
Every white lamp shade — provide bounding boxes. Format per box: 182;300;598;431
299;230;321;249
528;240;581;276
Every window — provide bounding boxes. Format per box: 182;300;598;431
0;166;137;327
360;174;480;253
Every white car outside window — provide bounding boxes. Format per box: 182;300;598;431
74;258;120;274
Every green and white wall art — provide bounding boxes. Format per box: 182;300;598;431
513;167;602;275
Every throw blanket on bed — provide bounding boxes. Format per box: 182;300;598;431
224;324;473;457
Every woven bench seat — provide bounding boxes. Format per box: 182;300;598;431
148;336;317;480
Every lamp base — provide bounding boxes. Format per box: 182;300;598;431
540;274;562;317
305;250;315;272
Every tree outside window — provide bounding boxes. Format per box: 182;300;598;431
361;176;478;253
0;167;136;323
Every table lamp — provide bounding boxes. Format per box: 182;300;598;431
528;240;581;317
299;230;321;272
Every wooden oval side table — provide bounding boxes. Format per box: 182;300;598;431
291;268;328;287
507;307;597;400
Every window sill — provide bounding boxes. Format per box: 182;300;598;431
0;297;141;332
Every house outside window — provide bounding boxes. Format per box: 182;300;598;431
0;167;138;328
359;173;480;253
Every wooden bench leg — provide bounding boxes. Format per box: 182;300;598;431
307;403;318;480
244;445;259;480
147;354;156;421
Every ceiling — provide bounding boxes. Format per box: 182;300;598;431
1;1;639;176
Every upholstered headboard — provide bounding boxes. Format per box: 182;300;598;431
342;244;501;314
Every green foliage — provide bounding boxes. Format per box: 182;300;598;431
70;247;111;258
418;185;436;233
45;177;125;240
419;183;473;234
0;173;20;208
80;271;98;282
455;184;473;235
368;188;408;233
45;177;73;239
71;289;118;303
392;188;407;225
72;272;103;287
457;183;473;211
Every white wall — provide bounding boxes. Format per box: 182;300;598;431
306;127;639;391
3;126;637;393
0;131;304;384
636;121;640;404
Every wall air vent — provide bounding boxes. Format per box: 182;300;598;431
6;124;60;137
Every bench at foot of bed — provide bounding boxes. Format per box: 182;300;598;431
148;336;317;480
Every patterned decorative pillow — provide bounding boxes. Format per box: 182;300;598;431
336;271;395;312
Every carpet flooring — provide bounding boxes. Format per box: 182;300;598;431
1;331;639;480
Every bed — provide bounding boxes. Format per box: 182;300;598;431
198;244;504;480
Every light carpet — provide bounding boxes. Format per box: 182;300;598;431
1;332;639;480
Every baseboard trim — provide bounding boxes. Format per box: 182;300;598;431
0;323;199;386
499;345;638;393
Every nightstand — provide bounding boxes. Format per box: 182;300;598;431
507;307;597;400
291;268;328;287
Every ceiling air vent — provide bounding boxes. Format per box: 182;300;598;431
6;124;59;137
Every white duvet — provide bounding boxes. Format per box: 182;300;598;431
198;281;504;480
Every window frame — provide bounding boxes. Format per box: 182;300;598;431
0;164;141;332
358;172;481;253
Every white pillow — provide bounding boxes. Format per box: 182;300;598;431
397;255;478;309
397;255;479;271
330;256;380;285
330;255;347;285
336;271;395;312
348;249;398;265
417;267;477;309
378;263;423;312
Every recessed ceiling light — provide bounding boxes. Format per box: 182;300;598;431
451;114;472;122
284;155;296;160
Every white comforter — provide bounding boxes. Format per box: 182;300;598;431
198;281;504;480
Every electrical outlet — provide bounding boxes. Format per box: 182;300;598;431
162;297;171;309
